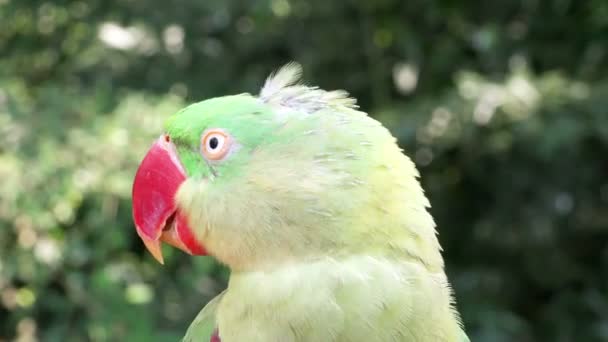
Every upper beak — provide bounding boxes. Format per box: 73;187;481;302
131;135;207;264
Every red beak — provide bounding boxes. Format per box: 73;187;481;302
132;135;207;264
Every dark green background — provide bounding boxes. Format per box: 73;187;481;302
1;0;607;341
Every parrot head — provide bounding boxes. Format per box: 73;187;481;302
132;63;442;271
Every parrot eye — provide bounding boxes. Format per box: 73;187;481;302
201;129;232;161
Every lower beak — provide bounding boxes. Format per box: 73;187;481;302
139;212;193;264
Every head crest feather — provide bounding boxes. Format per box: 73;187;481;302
259;62;358;114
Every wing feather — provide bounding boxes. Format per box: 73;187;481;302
182;291;225;342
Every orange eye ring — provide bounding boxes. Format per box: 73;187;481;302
201;129;232;161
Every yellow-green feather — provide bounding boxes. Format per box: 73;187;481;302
171;64;468;341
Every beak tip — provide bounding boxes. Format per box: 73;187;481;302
154;253;165;265
140;233;165;265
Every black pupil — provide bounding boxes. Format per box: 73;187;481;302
209;137;219;150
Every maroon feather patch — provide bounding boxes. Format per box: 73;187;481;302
210;329;221;342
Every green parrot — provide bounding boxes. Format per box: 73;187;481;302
131;63;469;342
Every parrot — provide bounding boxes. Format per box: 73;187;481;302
131;63;469;342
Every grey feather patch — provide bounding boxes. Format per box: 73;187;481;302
259;62;358;114
260;62;303;99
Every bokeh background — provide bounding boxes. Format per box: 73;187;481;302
1;0;607;341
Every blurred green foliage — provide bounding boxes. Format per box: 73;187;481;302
1;0;607;341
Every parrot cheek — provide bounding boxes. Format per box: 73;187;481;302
131;135;207;264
